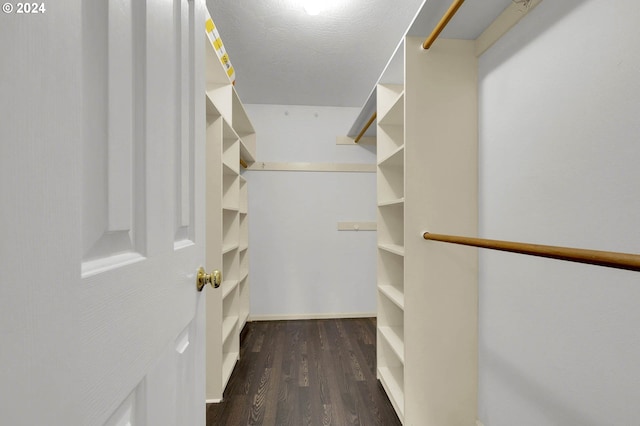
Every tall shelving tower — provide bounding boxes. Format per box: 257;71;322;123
204;15;256;402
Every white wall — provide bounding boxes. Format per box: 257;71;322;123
244;104;377;319
478;1;640;425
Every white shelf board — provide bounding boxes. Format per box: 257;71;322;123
222;279;239;300
223;162;238;176
378;145;404;168
222;315;239;344
378;197;405;208
378;91;404;127
378;285;405;310
205;85;233;125
378;366;405;421
378;243;405;257
222;350;239;389
379;326;405;364
222;243;239;255
222;118;240;140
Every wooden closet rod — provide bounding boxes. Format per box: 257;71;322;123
423;232;640;272
422;0;466;49
354;112;377;143
240;158;248;169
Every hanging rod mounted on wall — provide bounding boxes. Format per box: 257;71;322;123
423;232;640;272
354;112;377;143
422;0;466;50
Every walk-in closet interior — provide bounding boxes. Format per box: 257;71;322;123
4;0;639;424
3;0;639;424
205;0;640;424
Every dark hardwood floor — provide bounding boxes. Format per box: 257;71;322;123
206;318;402;426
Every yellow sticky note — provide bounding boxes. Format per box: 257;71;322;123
205;19;214;33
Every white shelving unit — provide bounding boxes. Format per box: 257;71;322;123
376;80;407;422
374;34;478;425
204;24;256;403
355;0;531;423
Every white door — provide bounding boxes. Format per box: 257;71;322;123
0;0;211;425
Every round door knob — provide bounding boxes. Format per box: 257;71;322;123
197;267;221;291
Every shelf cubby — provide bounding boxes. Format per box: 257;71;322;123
377;162;404;204
378;367;404;421
222;173;239;211
221;333;239;390
379;325;405;363
378;145;404;168
222;248;238;282
222;209;239;249
378;249;404;309
232;90;256;159
378;87;404;127
222;279;240;301
378;203;404;248
239;177;248;214
222;122;240;174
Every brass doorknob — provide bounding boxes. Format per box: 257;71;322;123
197;267;221;291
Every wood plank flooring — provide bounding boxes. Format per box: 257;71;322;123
206;318;402;426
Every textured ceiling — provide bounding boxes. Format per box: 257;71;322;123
206;0;425;107
206;0;516;108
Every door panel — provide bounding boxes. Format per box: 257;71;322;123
175;0;195;245
0;0;208;424
145;320;199;426
104;387;144;426
82;0;146;276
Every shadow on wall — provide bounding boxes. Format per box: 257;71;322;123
356;142;376;157
480;346;600;426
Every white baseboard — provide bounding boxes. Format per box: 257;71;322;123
206;398;223;404
248;312;377;321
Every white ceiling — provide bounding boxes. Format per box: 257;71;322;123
206;0;514;108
